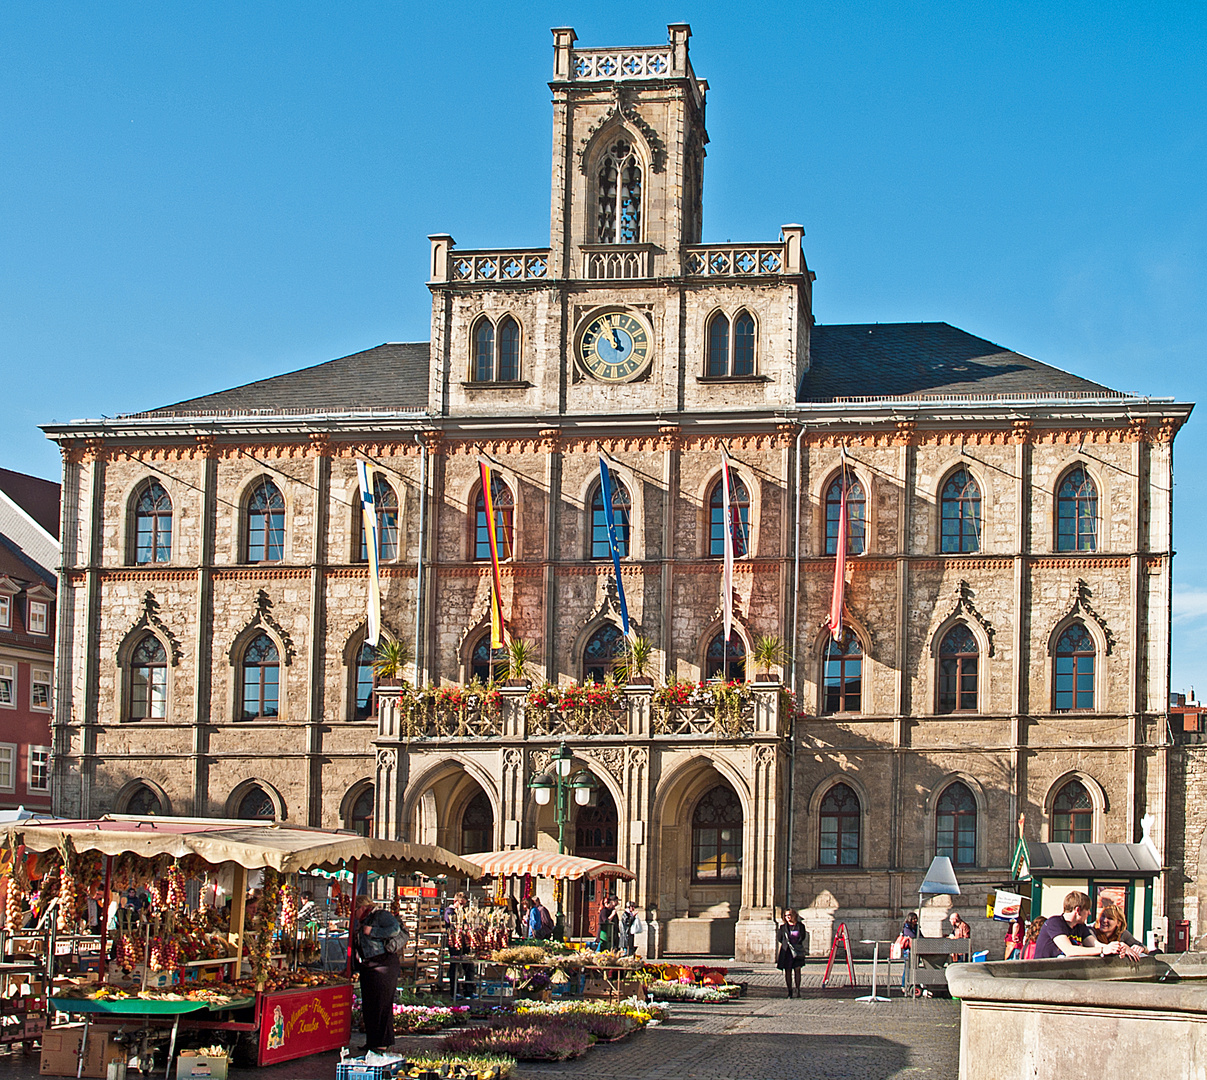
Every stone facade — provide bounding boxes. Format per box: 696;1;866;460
44;26;1192;960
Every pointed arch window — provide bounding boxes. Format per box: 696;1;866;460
460;791;493;855
937;624;979;713
705;630;746;682
705;311;757;377
236;784;276;820
941;469;981;553
1057;467;1098;551
823;630;862;714
936;782;977;865
1054;622;1095;711
347;786;374;837
1052;779;1093;843
240;634;280;720
473;477;514;561
706;314;729;377
692;784;742;882
583;623;624;683
471;316;522;382
590;478;631;559
597;139;642;243
470;632;507;684
359;476;399;561
245;479;285;563
133;481;172;564
125;784;163;816
708;475;750;557
128;636;167;721
353;642;376;720
819;783;861;866
825;475;866;555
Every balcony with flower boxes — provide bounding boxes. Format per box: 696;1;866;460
375;679;788;744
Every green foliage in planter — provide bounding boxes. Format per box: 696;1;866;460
611;633;654;684
505;636;538;682
372;636;412;680
751;633;789;679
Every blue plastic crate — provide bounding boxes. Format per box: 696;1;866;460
336;1058;405;1080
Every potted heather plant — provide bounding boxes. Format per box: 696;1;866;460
613;634;655;686
751;634;787;683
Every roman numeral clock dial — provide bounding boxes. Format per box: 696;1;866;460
576;309;654;383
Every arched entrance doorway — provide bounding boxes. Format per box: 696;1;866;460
573;782;618;938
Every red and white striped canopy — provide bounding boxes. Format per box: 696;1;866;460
472;848;635;881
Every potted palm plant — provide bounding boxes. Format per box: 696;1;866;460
505;636;537;686
372;637;412;685
613;634;655;686
751;633;787;683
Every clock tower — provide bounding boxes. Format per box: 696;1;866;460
427;24;813;420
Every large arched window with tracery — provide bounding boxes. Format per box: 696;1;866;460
708;476;750;557
1057;467;1098;552
240;634;280;720
583;624;624;683
245;479;285;563
236;784;276;821
473;477;514;561
819;783;861;866
823;630;862;714
937;624;979;713
352;642;375;721
128;636;167;721
124;783;163;816
597;140;642;243
825;475;866;555
940;469;981;553
936;782;977;866
1052;779;1093;843
705;631;745;682
359;476;399;562
470;632;507;684
1054;622;1095;711
692;784;742;882
590;479;631;559
133;481;172;564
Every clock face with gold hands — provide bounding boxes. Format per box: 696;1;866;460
577;309;654;382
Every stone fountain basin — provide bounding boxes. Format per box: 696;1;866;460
946;953;1207;1080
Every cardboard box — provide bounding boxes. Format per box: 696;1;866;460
176;1053;230;1080
39;1024;125;1078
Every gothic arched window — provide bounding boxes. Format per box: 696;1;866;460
1057;467;1098;552
597;140;642;243
347;786;374;837
473;318;495;382
825;475;866;555
705;631;746;682
473;477;514;561
497;317;520;382
460;791;493;855
133;481;172;564
236;784;276;821
819;783;861;866
692;785;742;882
936;782;977;866
937;624;979;713
706;313;729;377
823;630;862;714
1054;622;1095;711
708;475;750;557
128;636;167;721
590;478;631;559
353;642;375;721
705;311;757;377
940;468;981;553
470;632;507;684
583;623;624;682
245;479;285;563
733;311;756;375
125;784;163;816
359;476;399;562
471;316;522;382
1052;779;1093;843
240;634;280;721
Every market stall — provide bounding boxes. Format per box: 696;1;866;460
1;816;479;1074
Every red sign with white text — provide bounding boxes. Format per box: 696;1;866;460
257;983;353;1066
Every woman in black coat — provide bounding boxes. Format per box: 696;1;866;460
776;908;808;997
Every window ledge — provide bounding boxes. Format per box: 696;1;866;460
696;374;769;385
461;380;533;390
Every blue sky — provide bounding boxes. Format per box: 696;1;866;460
3;2;1205;690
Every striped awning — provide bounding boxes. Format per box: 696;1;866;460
472;848;635;881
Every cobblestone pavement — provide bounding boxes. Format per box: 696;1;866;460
0;962;960;1080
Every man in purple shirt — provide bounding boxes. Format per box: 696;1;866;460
1033;890;1125;960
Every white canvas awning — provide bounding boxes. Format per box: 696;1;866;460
471;848;635;881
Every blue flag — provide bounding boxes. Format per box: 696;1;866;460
599;456;630;635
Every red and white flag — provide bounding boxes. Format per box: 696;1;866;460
827;448;848;642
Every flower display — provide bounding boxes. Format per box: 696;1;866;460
441;1017;593;1062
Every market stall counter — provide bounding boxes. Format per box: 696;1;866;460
2;816;480;1073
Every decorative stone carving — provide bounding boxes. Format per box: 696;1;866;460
627;747;648;769
1053;579;1115;655
228;590;297;666
122;591;184;666
932;580;996;657
756;744;776;768
376;749;397;771
589;748;625;780
576;88;666;175
530;749;552;776
503;748;522;770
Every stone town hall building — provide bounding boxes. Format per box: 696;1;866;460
45;26;1193;959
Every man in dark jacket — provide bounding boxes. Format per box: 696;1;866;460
353;895;405;1052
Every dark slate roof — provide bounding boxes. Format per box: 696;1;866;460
137;342;430;417
801;323;1119;401
0;468;60;539
1026;842;1161;877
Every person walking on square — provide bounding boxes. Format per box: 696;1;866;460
776;908;807;997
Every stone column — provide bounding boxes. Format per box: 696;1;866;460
734;740;782;962
373;684;403;840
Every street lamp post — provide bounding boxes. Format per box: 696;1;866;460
528;741;597;939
